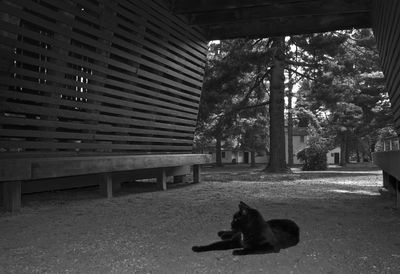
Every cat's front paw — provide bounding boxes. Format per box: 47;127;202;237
217;231;225;237
192;246;203;252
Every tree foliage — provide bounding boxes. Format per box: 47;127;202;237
196;29;394;169
293;29;393;165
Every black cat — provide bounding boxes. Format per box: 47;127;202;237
192;201;300;255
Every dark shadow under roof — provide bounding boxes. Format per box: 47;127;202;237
167;0;373;40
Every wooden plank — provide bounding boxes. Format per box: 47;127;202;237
2;181;22;212
0;141;193;152
99;173;113;198
0;89;197;126
171;0;313;14
0;102;196;132
188;0;371;26
0;129;194;145
205;12;371;40
0;160;31;181
0;117;194;138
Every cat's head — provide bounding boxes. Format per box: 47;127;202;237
231;201;262;231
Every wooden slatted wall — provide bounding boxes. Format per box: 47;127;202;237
0;0;207;157
372;0;400;134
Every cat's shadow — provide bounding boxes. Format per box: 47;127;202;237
232;248;278;256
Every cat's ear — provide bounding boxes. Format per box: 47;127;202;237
239;201;250;213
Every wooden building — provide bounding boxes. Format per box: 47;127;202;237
0;0;211;211
1;0;400;211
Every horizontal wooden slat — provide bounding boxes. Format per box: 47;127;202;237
1;75;198;118
0;129;193;144
0;117;194;138
0;141;192;152
0;89;197;126
1;101;196;132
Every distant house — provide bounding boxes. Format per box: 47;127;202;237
382;136;399;151
327;147;341;165
204;147;269;164
286;127;308;165
204;127;311;165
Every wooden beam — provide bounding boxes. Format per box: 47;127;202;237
187;0;371;26
0;160;31;181
29;154;211;179
171;0;313;14
99;173;113;199
2;181;21;212
205;12;372;40
193;164;201;184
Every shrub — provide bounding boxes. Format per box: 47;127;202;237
297;129;329;171
297;146;328;171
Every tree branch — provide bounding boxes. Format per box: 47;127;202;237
236;100;270;112
285;59;319;67
285;67;315;81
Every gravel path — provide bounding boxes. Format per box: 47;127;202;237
1;164;399;273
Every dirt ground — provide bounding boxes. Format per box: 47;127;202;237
1;163;399;274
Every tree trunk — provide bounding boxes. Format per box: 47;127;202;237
216;137;223;167
340;132;347;167
250;150;256;167
287;77;294;166
266;37;288;173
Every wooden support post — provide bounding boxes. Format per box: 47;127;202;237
2;181;21;212
383;171;390;190
193;164;201;184
99;173;113;199
157;168;167;191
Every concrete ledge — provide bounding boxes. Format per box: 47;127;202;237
0;154;212;212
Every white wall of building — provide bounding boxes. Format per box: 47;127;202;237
327;147;341;164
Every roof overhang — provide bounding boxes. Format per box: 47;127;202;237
166;0;373;40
